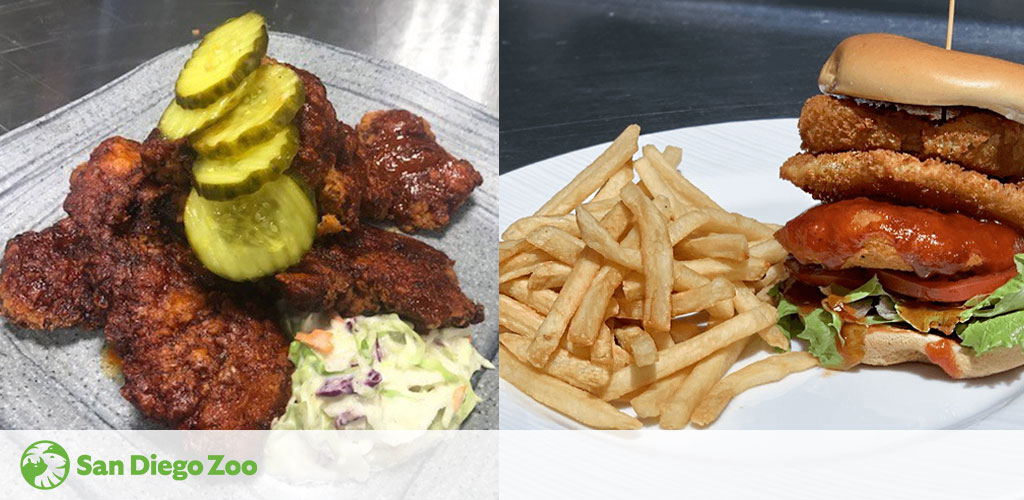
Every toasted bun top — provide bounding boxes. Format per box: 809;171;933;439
818;33;1024;124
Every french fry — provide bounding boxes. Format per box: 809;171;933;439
498;294;544;337
501;333;609;392
592;166;635;202
679;233;749;261
680;257;770;281
535;125;640;216
649;328;675;350
621;184;672;334
503;214;579;241
567;265;624;345
734;287;790;350
707;298;735;321
611;344;632;370
634;157;687;216
671;277;735;316
501;249;552;275
696;208;774;241
749;238;788;263
672;261;710;291
576;206;642;271
614;325;659;367
642;145;722;210
503;279;558;315
526;249;603;367
591;324;614;370
659;337;750;429
594;202;633;239
580;197;620;219
600;306;776;400
560;336;591;360
690;351;818;426
662;145;682;168
668;211;712;245
499;239;528;264
525;226;585;265
499;346;641;430
621;273;645;301
499;261;548;285
528;261;572;290
629;367;692;419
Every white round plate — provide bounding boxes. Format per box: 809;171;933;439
499;118;1024;430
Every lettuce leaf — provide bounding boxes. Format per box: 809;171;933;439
961;255;1024;321
958;310;1024;354
773;288;843;368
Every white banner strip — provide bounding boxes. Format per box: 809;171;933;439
3;430;496;499
499;430;1024;500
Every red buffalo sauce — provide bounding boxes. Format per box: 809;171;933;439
836;324;867;370
775;198;1024;277
924;338;961;378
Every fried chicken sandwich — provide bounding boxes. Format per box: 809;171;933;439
774;33;1024;378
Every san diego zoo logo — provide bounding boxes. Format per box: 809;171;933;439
21;440;70;490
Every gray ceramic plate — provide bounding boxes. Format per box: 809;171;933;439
0;32;498;430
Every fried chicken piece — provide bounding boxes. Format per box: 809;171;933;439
141;128;194;188
775;198;1024;276
780;150;1024;232
284;64;362;233
356;110;482;232
101;229;291;430
0;219;101;330
0;137;291;429
800;95;1024;179
274;226;484;331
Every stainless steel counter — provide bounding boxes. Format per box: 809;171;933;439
0;0;498;132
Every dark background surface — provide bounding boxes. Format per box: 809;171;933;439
0;0;498;132
500;0;1024;172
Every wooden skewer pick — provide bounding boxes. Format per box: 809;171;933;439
946;0;956;50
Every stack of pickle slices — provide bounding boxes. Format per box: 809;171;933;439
157;12;317;282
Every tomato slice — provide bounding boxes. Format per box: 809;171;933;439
785;258;1019;303
876;267;1019;303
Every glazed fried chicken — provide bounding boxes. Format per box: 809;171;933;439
0;59;485;428
274;226;484;331
356;110;483;232
0;137;291;429
0;219;99;330
286;64;363;233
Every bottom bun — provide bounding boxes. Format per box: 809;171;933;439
863;325;1024;379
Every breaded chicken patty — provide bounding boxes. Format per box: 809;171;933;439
799;95;1024;179
780;150;1024;232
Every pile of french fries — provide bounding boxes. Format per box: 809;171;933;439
499;125;819;429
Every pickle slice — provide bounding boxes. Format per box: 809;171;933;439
192;64;305;158
175;11;267;109
193;125;299;200
185;175;316;282
158;75;253;140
